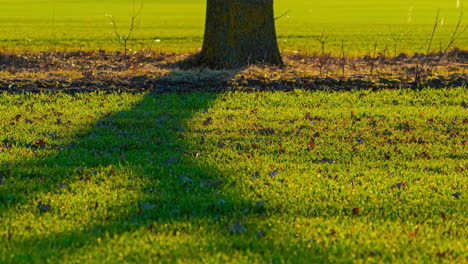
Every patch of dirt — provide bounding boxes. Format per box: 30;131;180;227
0;50;466;93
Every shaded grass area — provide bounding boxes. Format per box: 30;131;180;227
0;0;466;54
0;88;466;263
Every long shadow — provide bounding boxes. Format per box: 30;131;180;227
1;91;270;262
3;81;461;263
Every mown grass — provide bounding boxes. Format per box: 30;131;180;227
0;88;466;263
0;0;466;54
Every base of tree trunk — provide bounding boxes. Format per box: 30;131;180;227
198;0;283;69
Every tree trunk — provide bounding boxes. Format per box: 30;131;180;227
199;0;283;69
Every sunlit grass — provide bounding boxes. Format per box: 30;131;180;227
0;88;466;263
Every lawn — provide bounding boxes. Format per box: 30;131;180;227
0;88;466;263
0;0;466;54
0;1;466;263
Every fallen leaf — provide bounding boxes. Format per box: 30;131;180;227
391;182;406;189
307;139;316;149
37;202;51;213
164;156;178;165
202;117;212;126
213;199;226;206
383;130;393;136
257;127;275;136
317;157;335;164
230;222;247;234
141;202;156;210
29;139;47;149
269;170;278;178
205;179;224;187
179;175;193;185
352;207;359;215
256;230;265;238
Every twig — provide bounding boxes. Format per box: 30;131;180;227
315;33;330;77
443;5;467;54
340;39;354;77
414;9;440;85
426;10;440;56
106;0;144;59
275;10;290;20
369;41;378;77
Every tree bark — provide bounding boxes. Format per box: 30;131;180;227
199;0;283;69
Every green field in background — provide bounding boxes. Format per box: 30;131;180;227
0;0;466;55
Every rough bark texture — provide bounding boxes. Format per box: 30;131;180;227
199;0;283;69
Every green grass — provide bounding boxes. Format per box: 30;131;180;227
0;88;466;263
0;0;466;54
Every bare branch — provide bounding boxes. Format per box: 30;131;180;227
444;5;466;53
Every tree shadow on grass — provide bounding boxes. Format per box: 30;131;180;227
1;91;276;263
2;86;463;262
